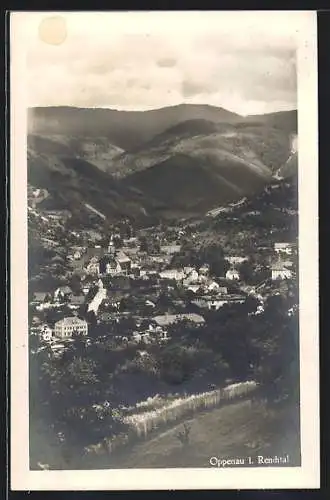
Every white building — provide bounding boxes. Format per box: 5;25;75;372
183;269;199;285
226;256;248;265
271;263;292;281
274;242;294;255
207;281;223;292
116;251;132;274
226;269;240;280
153;313;205;327
86;257;100;275
54;317;88;339
159;269;184;281
192;297;228;311
160;244;182;255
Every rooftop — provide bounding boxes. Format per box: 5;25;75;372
271;263;292;271
55;316;87;327
153;313;205;327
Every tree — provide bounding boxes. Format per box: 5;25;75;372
139;236;148;253
251;295;299;405
239;259;254;284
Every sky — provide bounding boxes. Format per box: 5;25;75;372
14;11;307;116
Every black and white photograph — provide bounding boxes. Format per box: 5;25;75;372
10;11;319;490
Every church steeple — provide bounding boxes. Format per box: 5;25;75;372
108;234;116;256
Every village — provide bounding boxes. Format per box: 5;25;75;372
28;201;297;357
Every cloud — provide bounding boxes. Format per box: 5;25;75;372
20;11;303;114
157;57;177;68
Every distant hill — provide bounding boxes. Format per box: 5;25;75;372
112;118;293;178
27;149;154;223
28;104;241;151
27;134;124;172
241;110;297;133
27;105;298;221
123;151;272;216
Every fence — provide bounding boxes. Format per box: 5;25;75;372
84;380;257;458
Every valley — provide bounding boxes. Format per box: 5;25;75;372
27;104;297;221
27;103;300;471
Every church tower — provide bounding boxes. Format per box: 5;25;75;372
108;234;116;256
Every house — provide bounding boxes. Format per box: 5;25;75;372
153;313;205;327
70;295;85;307
132;331;152;343
100;252;132;276
73;250;83;260
86;246;104;259
183;266;195;274
274;242;295;255
98;312;113;324
271;263;293;281
183;269;199;285
207;281;225;292
226;256;248;265
116;251;132;274
31;315;42;326
123;237;138;247
54;316;88;339
54;286;73;301
38;324;53;342
199;264;210;275
192;296;229;311
85;256;100;275
226;269;240;280
81;278;97;295
187;285;201;294
32;292;49;303
84;230;102;242
159;269;184;281
121;246;139;257
99;255;121;275
43;209;71;221
160;244;182;255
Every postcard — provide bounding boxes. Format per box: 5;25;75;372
10;10;319;490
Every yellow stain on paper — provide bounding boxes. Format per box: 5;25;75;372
38;16;67;45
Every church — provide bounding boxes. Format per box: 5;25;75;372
98;235;132;276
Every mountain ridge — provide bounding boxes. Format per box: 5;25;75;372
28;104;297;152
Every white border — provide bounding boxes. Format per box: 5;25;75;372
10;11;319;490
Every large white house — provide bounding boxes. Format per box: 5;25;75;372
54;317;88;339
271;262;293;281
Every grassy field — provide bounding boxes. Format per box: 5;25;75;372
95;398;300;469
